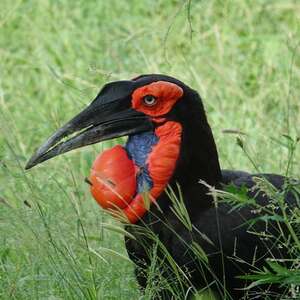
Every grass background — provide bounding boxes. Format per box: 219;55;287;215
0;0;299;299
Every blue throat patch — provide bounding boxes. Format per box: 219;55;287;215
125;131;159;194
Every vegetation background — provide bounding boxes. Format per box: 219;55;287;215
0;0;299;299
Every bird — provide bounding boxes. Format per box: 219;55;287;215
25;74;296;299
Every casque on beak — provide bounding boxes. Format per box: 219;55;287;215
25;80;153;170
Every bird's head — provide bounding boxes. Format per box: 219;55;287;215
26;74;221;222
26;74;203;169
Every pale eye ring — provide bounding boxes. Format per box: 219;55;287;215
142;95;157;106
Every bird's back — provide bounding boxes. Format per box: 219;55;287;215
185;170;296;298
126;170;297;299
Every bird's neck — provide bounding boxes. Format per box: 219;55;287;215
176;120;222;189
125;116;222;216
172;117;222;214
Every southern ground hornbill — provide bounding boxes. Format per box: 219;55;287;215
26;74;297;299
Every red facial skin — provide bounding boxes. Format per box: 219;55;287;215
131;81;183;118
89;81;183;223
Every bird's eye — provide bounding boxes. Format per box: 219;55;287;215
142;95;157;106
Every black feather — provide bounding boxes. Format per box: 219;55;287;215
124;75;298;300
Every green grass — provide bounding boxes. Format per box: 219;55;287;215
0;0;299;299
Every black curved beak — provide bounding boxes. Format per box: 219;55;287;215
25;81;152;170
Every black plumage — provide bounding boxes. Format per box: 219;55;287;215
124;75;296;299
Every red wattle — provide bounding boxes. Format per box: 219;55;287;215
89;145;136;209
89;121;182;224
123;121;182;223
123;194;148;223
